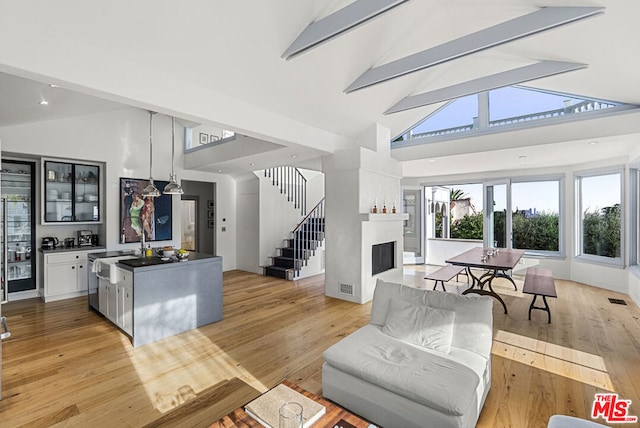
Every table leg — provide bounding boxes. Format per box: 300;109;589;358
433;280;446;292
462;269;508;314
528;294;552;323
494;270;518;291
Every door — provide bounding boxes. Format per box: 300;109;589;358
1;198;12;400
180;198;197;251
1;160;36;294
402;187;424;264
484;181;510;248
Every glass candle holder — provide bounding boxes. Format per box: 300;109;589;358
279;402;303;428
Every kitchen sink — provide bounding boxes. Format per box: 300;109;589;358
118;256;174;268
96;255;139;284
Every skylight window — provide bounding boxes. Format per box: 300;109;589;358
393;86;627;145
397;94;478;140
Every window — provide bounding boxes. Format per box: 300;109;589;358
428;178;563;256
184;126;236;151
575;170;623;264
630;167;639;268
396;94;479;141
511;179;561;254
427;184;483;240
392;86;630;146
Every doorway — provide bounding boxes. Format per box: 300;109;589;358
484;181;509;248
181;198;197;251
181;180;216;255
402;187;424;264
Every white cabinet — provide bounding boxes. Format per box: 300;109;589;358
98;268;133;336
106;282;117;323
118;283;133;335
42;251;91;302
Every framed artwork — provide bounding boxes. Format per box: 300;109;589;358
120;177;173;243
207;210;215;219
199;133;208;144
210;135;220;143
207;200;214;209
208;220;214;228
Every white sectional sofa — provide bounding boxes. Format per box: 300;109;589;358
322;279;494;428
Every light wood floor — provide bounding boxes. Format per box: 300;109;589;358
1;267;639;427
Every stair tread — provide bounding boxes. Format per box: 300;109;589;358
265;266;292;271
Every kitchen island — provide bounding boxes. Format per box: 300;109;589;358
91;252;223;347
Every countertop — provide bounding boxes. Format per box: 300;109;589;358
116;252;221;272
39;245;106;254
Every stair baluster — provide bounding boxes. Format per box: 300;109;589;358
263;166;307;215
292;198;325;278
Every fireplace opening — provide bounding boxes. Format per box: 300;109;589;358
372;241;395;275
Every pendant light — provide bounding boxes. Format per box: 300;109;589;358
141;111;161;198
163;116;184;195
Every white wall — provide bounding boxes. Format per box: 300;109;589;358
233;168;325;275
258;173;308;266
236;177;260;274
0;108;237;273
324;143;404;304
629;270;640;307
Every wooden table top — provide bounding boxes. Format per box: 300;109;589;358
208;380;374;428
446;247;525;270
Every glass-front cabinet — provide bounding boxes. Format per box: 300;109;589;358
43;160;100;223
1;160;36;293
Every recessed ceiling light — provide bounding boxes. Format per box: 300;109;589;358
49;84;59;88
428;159;435;163
249;163;255;167
291;155;297;159
519;155;527;159
589;141;598;145
39;100;49;105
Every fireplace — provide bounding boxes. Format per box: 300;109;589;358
372;241;395;275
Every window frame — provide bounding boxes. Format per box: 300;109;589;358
423;175;564;258
629;164;640;276
509;175;565;258
574;166;625;267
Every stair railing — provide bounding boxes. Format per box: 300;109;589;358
264;166;307;215
291;197;325;278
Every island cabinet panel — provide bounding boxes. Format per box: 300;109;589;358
116;254;223;347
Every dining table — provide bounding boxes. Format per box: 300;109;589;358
445;247;525;314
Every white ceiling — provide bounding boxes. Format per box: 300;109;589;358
1;0;639;177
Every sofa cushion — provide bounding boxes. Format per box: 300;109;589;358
323;325;481;417
382;298;455;353
371;279;493;359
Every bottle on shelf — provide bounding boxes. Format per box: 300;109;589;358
382;204;387;214
392;203;397;214
372;204;377;213
145;244;152;258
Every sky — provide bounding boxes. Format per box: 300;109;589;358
410;86;590;134
439;175;620;215
419;87;622;215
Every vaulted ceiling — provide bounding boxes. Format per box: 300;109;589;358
1;0;639;176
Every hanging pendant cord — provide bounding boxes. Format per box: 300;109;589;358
171;116;175;176
149;111;154;180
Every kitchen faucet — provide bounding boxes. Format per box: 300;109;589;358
140;228;146;256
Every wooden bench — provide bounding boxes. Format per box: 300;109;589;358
425;264;467;292
523;267;557;323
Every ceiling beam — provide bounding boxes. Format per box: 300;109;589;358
282;0;410;60
385;60;587;114
346;6;604;92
